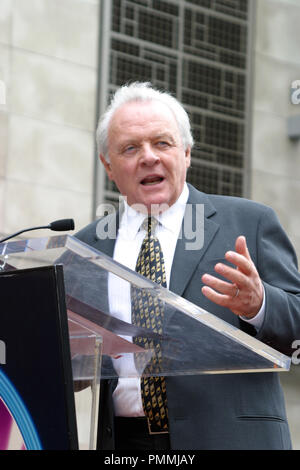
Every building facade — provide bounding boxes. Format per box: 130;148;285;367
95;0;254;212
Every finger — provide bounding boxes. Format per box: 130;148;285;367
224;236;254;275
202;283;262;318
235;235;252;261
214;262;250;286
202;286;232;307
201;285;235;307
202;273;237;296
224;251;252;276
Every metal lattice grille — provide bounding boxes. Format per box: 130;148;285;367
99;0;251;203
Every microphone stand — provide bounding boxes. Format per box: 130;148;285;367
0;219;75;244
0;225;52;243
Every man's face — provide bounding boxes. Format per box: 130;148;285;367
100;100;191;213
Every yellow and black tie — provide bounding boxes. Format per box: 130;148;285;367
131;217;169;433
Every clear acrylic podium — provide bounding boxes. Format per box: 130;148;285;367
0;234;291;448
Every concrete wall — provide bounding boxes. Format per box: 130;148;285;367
251;0;300;449
0;0;99;239
251;0;300;257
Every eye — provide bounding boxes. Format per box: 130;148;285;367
123;144;136;154
155;141;170;148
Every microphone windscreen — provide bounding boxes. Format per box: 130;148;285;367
49;219;75;232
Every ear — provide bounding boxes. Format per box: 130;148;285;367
100;154;114;180
185;146;191;169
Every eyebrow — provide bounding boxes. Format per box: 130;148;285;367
154;133;177;143
117;132;177;148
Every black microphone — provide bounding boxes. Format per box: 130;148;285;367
0;218;75;243
48;219;75;232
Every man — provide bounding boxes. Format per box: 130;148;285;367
76;82;300;450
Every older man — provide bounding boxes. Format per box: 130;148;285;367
76;82;300;450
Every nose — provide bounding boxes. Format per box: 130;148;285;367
140;143;160;165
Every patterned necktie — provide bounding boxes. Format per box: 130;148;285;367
131;217;169;433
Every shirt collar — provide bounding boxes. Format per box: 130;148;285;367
157;183;188;234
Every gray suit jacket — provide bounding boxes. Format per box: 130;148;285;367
76;184;300;449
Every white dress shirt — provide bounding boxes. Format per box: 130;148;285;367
108;183;265;417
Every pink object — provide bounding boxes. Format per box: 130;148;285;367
0;397;26;450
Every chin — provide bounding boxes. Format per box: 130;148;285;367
133;189;175;214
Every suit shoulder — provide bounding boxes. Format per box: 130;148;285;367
75;218;103;244
188;184;275;217
208;193;275;216
75;210;118;246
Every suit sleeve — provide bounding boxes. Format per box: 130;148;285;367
254;205;300;355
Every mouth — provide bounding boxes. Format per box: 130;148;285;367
140;175;164;186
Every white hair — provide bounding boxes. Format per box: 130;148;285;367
96;82;194;161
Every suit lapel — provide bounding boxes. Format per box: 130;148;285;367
169;185;220;297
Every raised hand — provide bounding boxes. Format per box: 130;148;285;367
201;236;264;319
